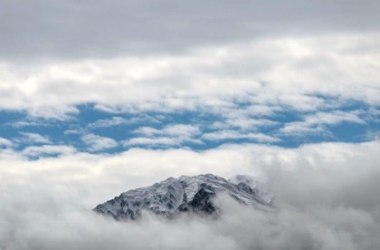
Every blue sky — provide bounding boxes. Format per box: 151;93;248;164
0;96;379;158
1;30;379;159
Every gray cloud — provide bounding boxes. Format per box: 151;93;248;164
1;0;379;60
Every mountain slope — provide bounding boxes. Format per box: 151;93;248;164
94;174;273;220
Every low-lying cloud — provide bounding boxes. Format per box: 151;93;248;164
1;141;380;249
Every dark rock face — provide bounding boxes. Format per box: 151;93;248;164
189;187;216;214
94;174;273;220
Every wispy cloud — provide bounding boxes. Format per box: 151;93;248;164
81;133;118;152
123;137;180;147
19;132;52;144
22;145;76;158
88;116;128;129
124;124;202;147
0;137;13;148
279;111;366;136
202;130;279;143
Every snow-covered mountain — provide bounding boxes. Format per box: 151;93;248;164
94;174;273;220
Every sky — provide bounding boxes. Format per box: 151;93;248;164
1;0;380;249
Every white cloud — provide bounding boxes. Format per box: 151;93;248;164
1;140;378;206
163;124;200;137
279;122;327;136
22;145;76;158
280;111;366;136
123;137;179;147
204;103;279;131
9;119;52;128
88;116;128;129
0;141;380;249
64;127;86;135
125;124;202;147
0;137;13;148
132;127;160;137
245;105;282;117
81;133;118;152
19;132;51;144
365;130;380;141
306;111;365;125
202;130;279;143
0;34;379;119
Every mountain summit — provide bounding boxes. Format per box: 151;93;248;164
94;174;273;220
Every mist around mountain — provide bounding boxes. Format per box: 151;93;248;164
1;141;380;250
94;174;273;220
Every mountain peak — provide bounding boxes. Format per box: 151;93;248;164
94;173;273;220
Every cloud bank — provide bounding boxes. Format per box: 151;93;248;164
0;34;379;118
1;141;379;249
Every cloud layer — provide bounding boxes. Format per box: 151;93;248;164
1;141;379;249
1;34;379;117
1;34;378;151
1;0;380;60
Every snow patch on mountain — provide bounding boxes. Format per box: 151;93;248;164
94;174;273;220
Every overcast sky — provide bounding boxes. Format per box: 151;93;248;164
1;1;380;249
1;0;380;60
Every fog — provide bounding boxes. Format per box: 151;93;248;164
1;141;380;249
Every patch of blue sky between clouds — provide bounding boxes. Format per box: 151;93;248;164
0;96;379;157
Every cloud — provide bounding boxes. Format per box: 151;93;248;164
0;34;379;120
87;116;128;129
18;132;52;144
133;124;199;137
280;111;366;136
0;141;380;249
0;137;13;148
21;145;76;158
202;130;279;143
124;124;201;147
81;133;118;152
211;110;279;131
1;0;379;60
123;137;181;147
